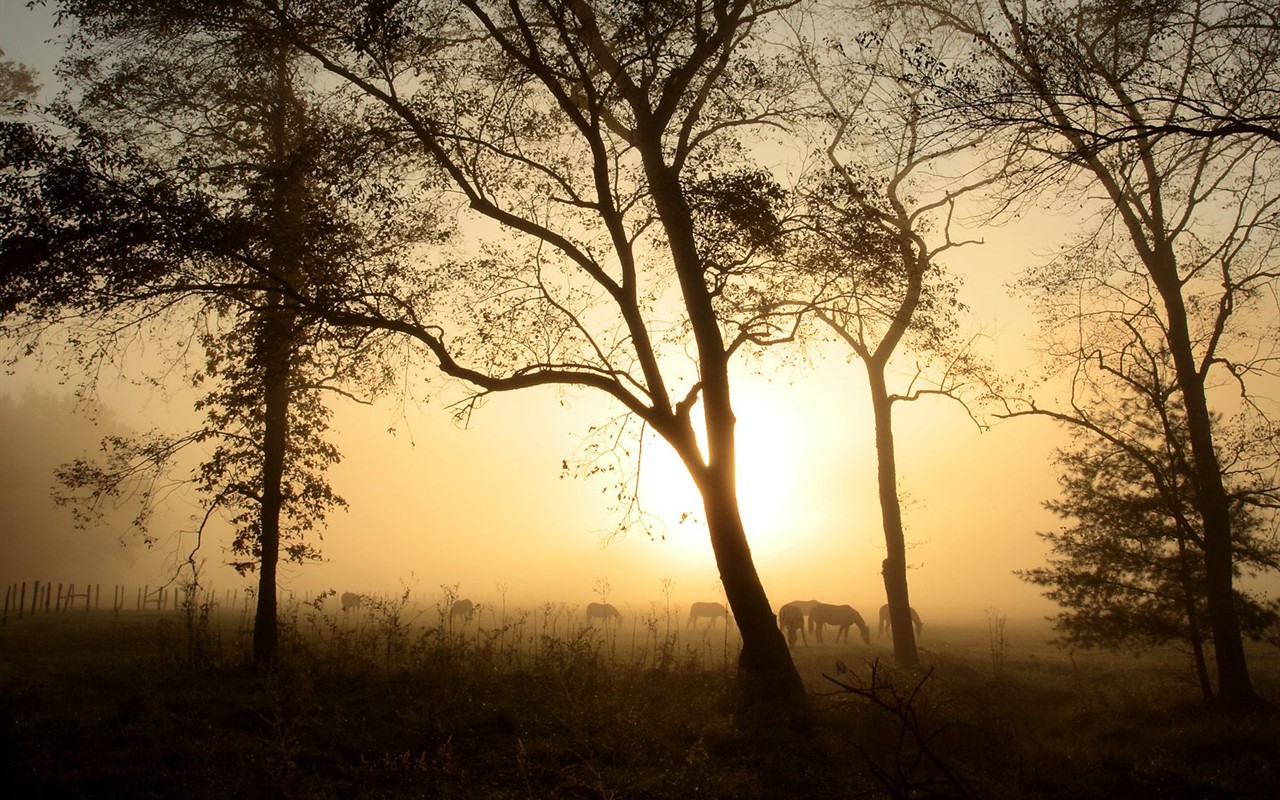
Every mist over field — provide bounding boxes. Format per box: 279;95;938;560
0;381;1066;627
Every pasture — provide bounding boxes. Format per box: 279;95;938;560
2;593;1278;799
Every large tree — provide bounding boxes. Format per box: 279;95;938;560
1004;232;1279;700
252;0;812;714
0;5;425;666
906;0;1280;710
780;10;998;667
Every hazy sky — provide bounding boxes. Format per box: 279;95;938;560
1;1;1273;625
1;334;1068;622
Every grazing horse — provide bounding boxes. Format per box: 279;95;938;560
449;598;475;627
777;601;808;647
688;601;729;627
878;604;923;638
340;592;363;613
808;602;871;645
786;599;820;615
586;602;623;626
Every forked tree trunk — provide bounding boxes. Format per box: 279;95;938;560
641;141;807;722
818;220;927;670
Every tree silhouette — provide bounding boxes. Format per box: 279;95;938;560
906;0;1280;710
0;49;40;114
0;6;428;666
778;10;999;667
260;0;812;716
1021;401;1279;700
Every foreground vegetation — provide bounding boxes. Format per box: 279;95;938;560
2;597;1278;799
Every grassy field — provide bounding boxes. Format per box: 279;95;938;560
2;596;1278;799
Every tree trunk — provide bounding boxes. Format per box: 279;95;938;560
1045;79;1260;707
866;364;920;668
697;453;808;723
253;47;301;670
1148;252;1257;709
253;312;292;669
636;137;807;723
1171;518;1213;701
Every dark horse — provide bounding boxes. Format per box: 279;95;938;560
777;601;809;647
449;598;475;627
877;604;923;638
688;601;729;627
586;602;623;626
808;602;870;645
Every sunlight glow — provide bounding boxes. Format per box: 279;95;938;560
638;382;806;564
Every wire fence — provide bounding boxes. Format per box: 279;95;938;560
1;579;260;623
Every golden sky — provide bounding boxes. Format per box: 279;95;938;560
2;0;1274;628
0;224;1071;625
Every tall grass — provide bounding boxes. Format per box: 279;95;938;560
2;601;1277;799
266;589;743;679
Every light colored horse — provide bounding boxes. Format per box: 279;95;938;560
340;592;363;613
688;601;729;627
878;604;923;638
808;602;870;645
786;599;820;615
777;601;808;647
586;602;623;626
449;598;475;626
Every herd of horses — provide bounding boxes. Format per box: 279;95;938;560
339;592;920;647
777;600;923;647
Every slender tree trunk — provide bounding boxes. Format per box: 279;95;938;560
1148;252;1257;709
253;45;302;670
817;218;926;669
1175;530;1214;702
253;312;292;669
993;8;1261;707
866;363;919;668
1043;79;1259;707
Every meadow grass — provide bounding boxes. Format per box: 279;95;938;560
2;596;1277;799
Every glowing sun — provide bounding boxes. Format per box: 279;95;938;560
637;382;805;563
